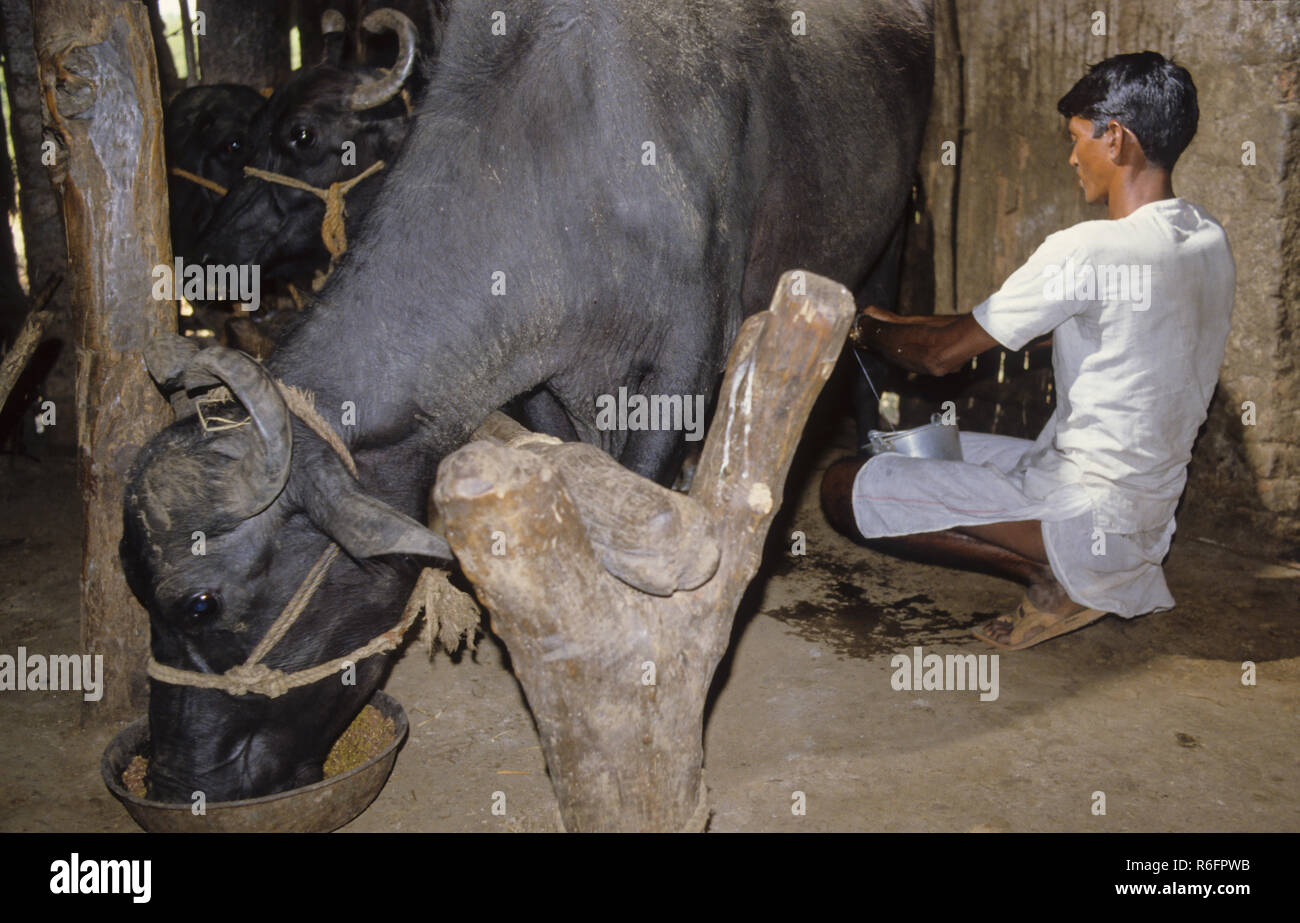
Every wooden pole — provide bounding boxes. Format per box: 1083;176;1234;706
177;0;198;86
0;310;53;410
0;276;61;412
435;271;853;831
33;0;176;722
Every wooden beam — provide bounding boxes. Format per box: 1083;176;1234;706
33;0;176;721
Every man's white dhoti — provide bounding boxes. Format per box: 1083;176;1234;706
852;431;1177;619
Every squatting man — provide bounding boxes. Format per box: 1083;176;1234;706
821;52;1234;650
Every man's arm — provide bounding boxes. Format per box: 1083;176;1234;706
851;305;1001;377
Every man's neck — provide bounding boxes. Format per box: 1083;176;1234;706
1106;170;1176;219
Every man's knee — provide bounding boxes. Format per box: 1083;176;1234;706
821;456;869;540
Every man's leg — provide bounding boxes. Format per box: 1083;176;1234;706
821;458;1052;580
821;458;1093;644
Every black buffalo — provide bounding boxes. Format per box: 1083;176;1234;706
122;0;934;803
164;84;265;263
196;8;421;288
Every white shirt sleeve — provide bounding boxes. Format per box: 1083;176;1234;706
972;229;1091;351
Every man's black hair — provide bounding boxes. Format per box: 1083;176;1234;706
1057;51;1198;171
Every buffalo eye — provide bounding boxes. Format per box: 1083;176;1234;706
223;137;242;155
289;125;315;148
183;591;223;621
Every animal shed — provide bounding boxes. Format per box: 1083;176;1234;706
0;0;1297;840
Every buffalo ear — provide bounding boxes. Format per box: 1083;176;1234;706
363;115;409;161
307;459;452;562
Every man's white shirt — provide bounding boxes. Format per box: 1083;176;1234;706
972;197;1236;534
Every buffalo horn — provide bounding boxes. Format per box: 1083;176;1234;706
321;9;346;66
321;9;345;34
189;345;293;518
348;9;418;111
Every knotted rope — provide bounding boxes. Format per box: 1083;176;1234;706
242;160;386;262
275;382;358;478
147;378;479;698
171;166;228;197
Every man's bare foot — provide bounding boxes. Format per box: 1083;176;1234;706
1025;573;1088;616
980;573;1095;647
974;594;1109;650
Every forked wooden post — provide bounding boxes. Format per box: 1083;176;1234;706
434;271;853;831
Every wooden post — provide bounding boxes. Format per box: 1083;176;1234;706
33;0;176;721
435;271;853;831
196;0;291;92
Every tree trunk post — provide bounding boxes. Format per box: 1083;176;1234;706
435;270;853;831
33;0;176;722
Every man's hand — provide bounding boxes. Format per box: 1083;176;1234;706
850;305;1002;377
850;305;957;348
859;304;955;327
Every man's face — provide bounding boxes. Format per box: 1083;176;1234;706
1067;115;1114;205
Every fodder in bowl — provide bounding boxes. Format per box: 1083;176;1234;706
102;689;407;833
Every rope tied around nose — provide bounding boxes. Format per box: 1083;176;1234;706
241;160;386;263
171;167;229;197
147;377;479;698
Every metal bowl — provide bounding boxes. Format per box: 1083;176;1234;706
101;689;407;833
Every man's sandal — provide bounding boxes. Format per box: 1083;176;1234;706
972;598;1109;651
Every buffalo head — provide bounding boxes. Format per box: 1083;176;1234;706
196;9;420;285
120;335;449;802
164;84;266;262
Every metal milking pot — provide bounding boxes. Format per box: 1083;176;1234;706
867;412;964;461
849;312;964;461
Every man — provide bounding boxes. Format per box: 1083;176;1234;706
821;51;1235;650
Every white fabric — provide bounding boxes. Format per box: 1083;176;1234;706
852;197;1235;617
972;197;1235;533
852;433;1175;617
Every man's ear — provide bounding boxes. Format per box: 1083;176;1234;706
1105;119;1127;163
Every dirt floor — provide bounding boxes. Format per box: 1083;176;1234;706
2;411;1298;833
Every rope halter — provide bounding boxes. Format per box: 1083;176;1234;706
171;167;229;197
241;160;386;262
146;379;446;698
